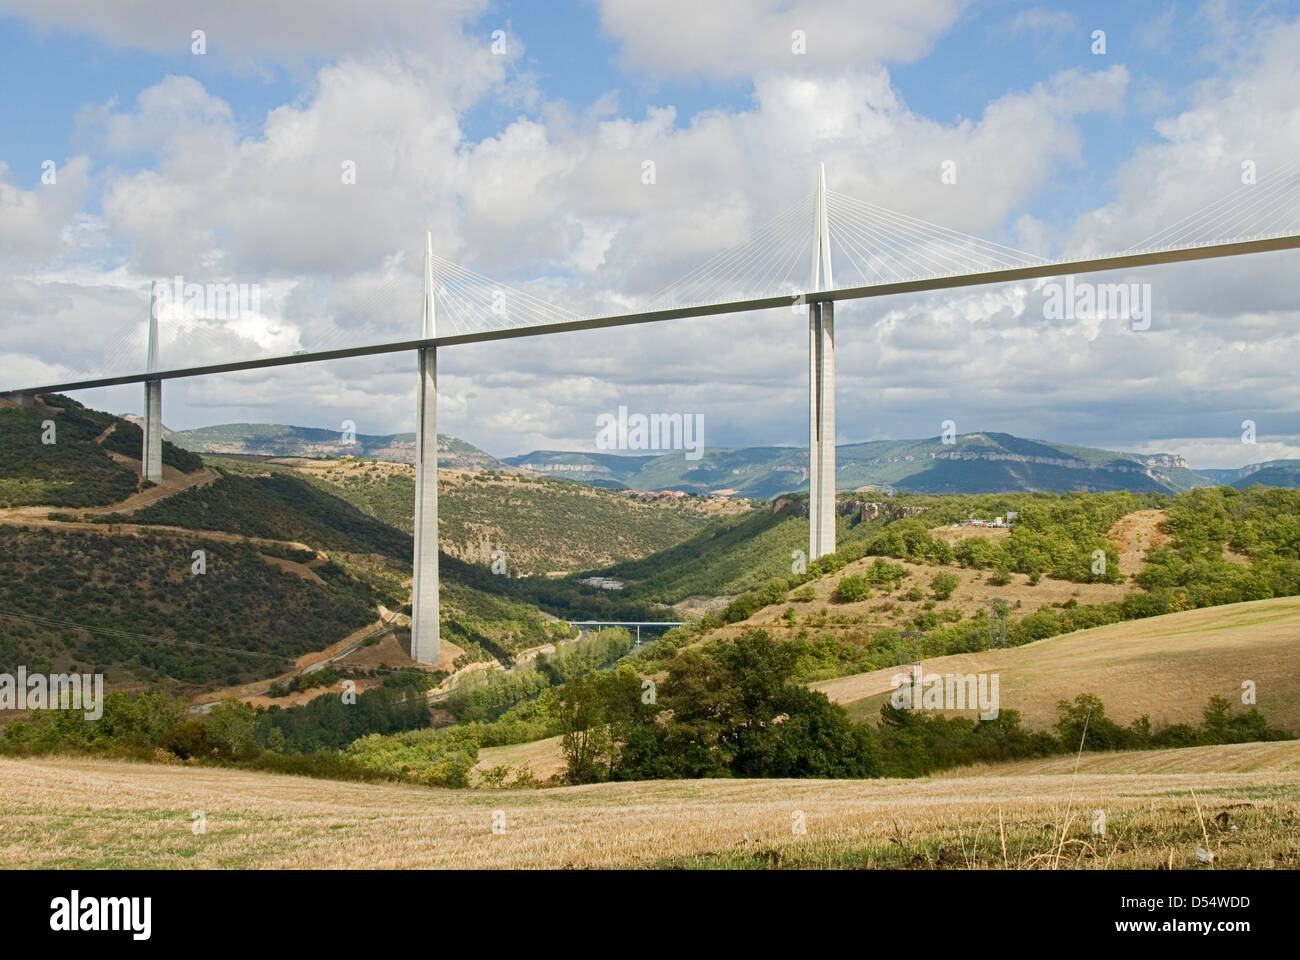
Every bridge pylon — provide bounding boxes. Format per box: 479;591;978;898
808;163;836;560
410;232;441;666
142;281;163;483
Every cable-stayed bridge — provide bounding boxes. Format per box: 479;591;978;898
7;161;1300;665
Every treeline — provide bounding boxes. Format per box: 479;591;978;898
1;675;435;776
554;629;1292;783
444;627;633;722
5;629;1288;791
857;494;1133;583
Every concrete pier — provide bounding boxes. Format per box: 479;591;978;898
142;281;163;483
808;163;837;559
410;233;440;665
808;300;835;558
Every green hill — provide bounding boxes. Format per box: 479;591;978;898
166;422;502;471
0;524;378;688
0;394;200;507
197;456;748;577
0;403;610;690
1199;460;1300;489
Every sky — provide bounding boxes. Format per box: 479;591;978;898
1;0;1299;469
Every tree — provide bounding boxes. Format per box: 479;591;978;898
557;667;654;784
832;575;870;603
205;699;260;758
931;572;959;600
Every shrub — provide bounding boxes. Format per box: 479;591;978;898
832;575;870;603
931;572;960;600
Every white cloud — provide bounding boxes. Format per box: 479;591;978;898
4;4;1300;475
1006;7;1079;42
0;0;493;67
591;0;968;80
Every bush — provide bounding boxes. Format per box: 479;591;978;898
832;575;870;603
931;572;960;600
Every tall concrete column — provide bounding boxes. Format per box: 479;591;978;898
410;233;440;665
809;300;835;558
808;163;837;559
142;281;163;483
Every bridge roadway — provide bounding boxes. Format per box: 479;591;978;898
9;234;1300;396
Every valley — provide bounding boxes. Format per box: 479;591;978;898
3;399;1299;871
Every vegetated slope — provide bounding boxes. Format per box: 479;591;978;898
100;468;412;561
591;502;815;603
0;394;199;507
507;432;1214;497
0;402;578;684
84;467;573;665
812;596;1300;731
602;490;1155;605
5;754;1297;869
168;422;502;471
206;455;751;576
636;486;1298;686
1233;463;1300;489
0;525;379;688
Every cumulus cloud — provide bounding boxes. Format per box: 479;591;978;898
3;3;1300;472
591;0;968;80
0;0;493;67
1005;7;1079;43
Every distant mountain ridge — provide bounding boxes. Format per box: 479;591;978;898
166;422;503;473
1198;459;1300;489
506;432;1219;497
165;422;1300;497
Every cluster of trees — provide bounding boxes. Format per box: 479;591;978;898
345;727;479;788
862;508;1123;585
553;630;1292;784
559;632;873;782
831;559;910;603
1139;487;1300;609
446;627;632;722
265;665;342;698
1;675;438;776
255;675;430;753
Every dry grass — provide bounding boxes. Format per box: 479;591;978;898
474;735;567;781
1106;508;1170;577
2;754;1296;869
813;596;1300;730
938;739;1300;777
